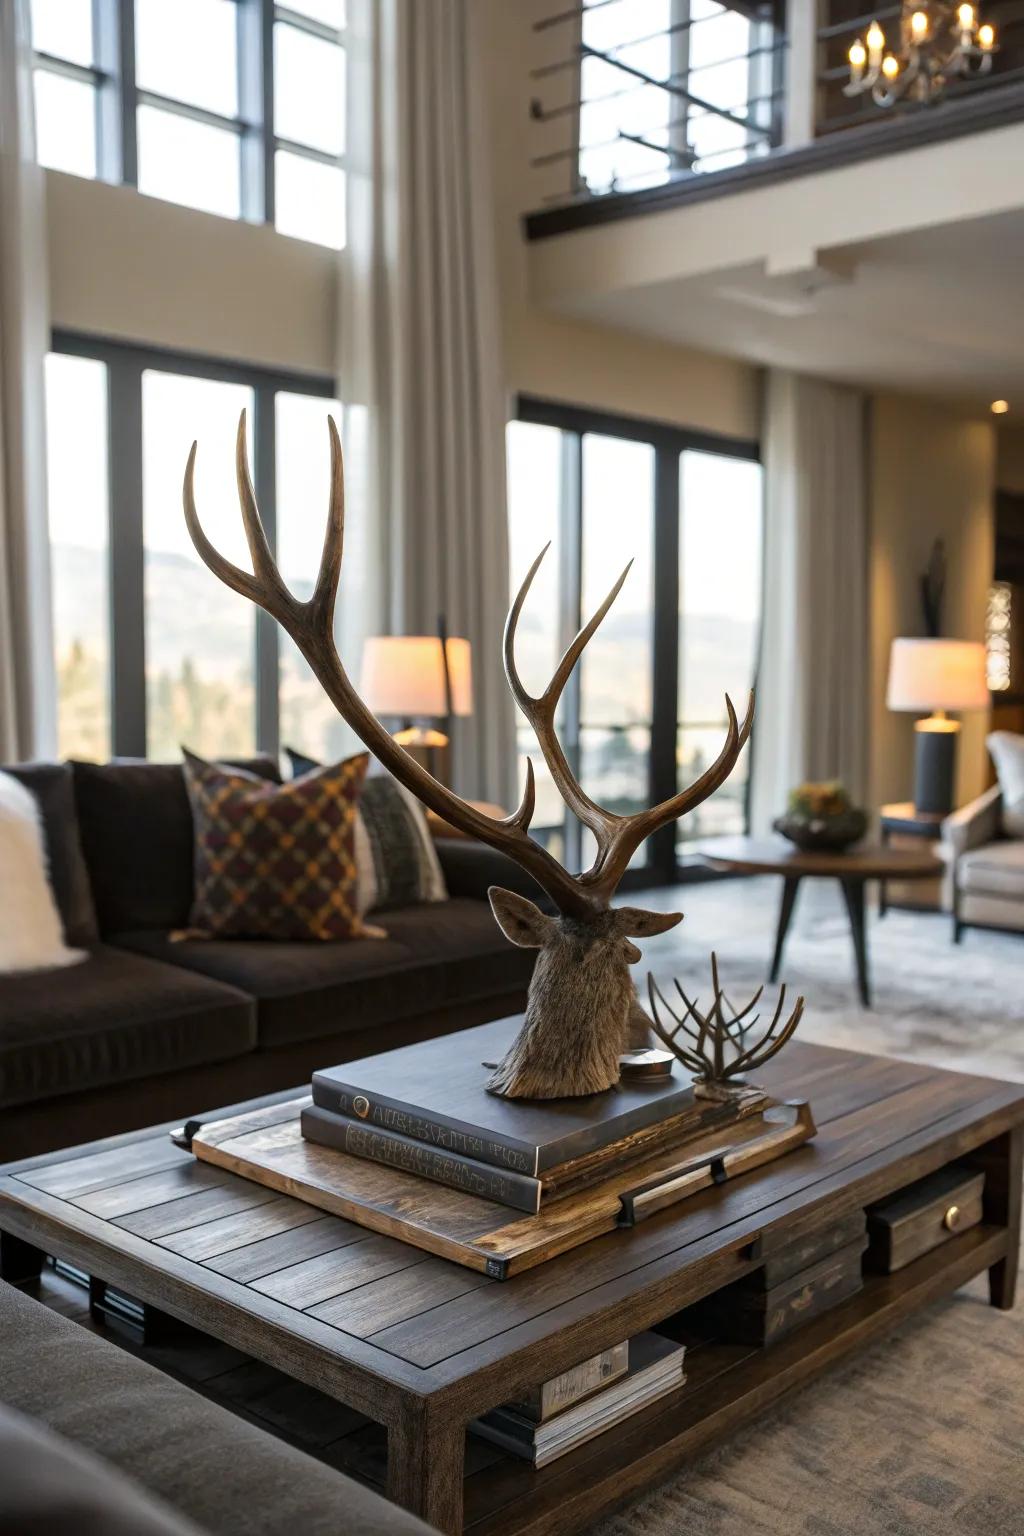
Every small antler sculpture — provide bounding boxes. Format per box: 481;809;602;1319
182;413;754;1099
647;955;804;1095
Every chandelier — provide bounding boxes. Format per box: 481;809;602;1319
845;2;996;106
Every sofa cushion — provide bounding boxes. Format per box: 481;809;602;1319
6;762;98;944
0;945;255;1109
0;1401;201;1536
72;756;281;935
959;841;1024;900
0;1283;433;1536
114;899;534;1048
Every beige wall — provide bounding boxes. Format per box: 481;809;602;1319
869;395;996;810
478;0;759;441
47;171;336;377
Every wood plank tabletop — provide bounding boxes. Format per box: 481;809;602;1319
3;1040;1023;1418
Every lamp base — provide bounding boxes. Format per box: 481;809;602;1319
913;721;957;816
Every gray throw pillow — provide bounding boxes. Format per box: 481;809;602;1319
0;1401;204;1536
286;749;447;913
987;731;1024;837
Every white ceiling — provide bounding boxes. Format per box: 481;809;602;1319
557;206;1024;412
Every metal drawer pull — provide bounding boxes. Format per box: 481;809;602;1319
943;1204;961;1232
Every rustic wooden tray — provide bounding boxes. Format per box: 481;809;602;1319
188;1096;816;1278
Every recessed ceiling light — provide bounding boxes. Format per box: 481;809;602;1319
991;399;1010;415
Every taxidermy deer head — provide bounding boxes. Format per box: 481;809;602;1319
183;414;754;1099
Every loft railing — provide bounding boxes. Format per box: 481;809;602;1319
529;0;1023;216
530;0;785;207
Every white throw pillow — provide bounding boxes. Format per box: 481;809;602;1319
987;731;1024;838
0;770;86;973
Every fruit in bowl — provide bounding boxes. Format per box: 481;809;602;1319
773;781;867;851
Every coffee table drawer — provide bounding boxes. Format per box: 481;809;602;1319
866;1164;985;1273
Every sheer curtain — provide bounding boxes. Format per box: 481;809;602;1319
750;371;869;832
339;0;515;805
0;0;55;761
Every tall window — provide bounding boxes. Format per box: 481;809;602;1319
574;0;778;196
43;336;342;761
506;399;762;880
29;0;347;247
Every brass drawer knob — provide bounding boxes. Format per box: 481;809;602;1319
944;1204;961;1232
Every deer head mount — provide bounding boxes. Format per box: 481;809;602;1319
647;955;804;1096
183;413;754;1099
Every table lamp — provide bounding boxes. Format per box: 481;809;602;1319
359;634;472;761
886;638;989;815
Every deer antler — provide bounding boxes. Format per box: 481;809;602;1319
505;547;754;900
183;412;752;918
648;955;804;1084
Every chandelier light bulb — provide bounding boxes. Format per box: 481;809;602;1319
957;2;974;29
867;21;885;54
910;9;929;39
849;38;867;67
978;22;995;47
991;400;1010;415
881;52;900;78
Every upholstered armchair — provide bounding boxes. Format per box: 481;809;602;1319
943;783;1024;941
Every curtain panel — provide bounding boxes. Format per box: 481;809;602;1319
750;371;870;832
0;0;55;761
339;0;515;806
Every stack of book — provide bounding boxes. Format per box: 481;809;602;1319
302;1018;766;1214
471;1333;687;1467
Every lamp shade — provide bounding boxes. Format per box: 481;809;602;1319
886;638;989;713
359;636;473;719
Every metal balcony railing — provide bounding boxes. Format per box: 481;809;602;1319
528;0;1024;220
530;0;785;207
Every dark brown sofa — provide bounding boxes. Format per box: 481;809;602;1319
1;758;536;1162
1;1279;434;1535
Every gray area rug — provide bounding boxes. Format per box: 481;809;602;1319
590;877;1024;1536
636;875;1024;1083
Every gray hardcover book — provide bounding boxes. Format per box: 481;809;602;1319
300;1104;543;1213
312;1016;703;1176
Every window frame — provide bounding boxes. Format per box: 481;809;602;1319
51;328;336;761
31;0;348;239
514;394;762;884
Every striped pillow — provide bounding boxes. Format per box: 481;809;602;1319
287;750;447;914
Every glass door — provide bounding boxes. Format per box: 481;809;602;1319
507;401;762;884
676;449;763;851
578;434;655;871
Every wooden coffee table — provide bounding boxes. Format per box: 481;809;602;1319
693;836;944;1007
2;1045;1021;1536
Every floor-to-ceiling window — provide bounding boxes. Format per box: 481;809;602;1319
506;397;762;882
44;334;342;761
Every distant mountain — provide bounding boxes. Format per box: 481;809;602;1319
52;542;759;732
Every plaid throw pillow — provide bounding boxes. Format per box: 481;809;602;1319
182;750;379;941
287;749;447;914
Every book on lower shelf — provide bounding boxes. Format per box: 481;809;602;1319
471;1332;686;1468
506;1340;630;1423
